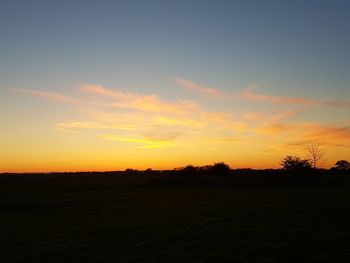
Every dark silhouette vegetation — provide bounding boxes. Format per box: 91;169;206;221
333;160;350;170
306;143;323;168
2;159;349;185
280;155;312;170
1;159;350;263
1;163;350;263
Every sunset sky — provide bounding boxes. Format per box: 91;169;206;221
1;0;349;172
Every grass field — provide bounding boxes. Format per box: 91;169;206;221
1;174;350;262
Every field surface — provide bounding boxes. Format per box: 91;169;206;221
1;174;350;262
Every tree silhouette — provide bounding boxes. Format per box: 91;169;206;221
334;160;350;170
210;162;231;176
182;165;198;176
280;155;312;170
306;144;323;168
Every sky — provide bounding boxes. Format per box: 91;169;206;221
1;0;349;172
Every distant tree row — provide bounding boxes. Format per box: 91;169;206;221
279;155;350;171
121;162;232;177
280;143;349;172
120;142;348;177
181;162;231;176
123;158;349;177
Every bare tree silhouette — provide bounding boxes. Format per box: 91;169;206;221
307;144;323;168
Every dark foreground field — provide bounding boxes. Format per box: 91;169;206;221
1;173;350;262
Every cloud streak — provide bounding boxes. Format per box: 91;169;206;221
81;84;198;114
256;121;350;149
23;83;246;150
176;78;350;108
241;87;350;108
175;78;223;98
19;89;78;104
239;86;317;105
175;78;318;105
98;133;179;149
17;81;350;162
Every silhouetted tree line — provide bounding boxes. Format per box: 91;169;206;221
106;159;347;187
121;162;232;177
180;162;231;176
116;158;350;178
2;158;348;179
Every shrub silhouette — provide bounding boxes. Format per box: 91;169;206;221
334;160;350;170
124;168;140;175
144;168;158;176
280;156;311;170
210;162;231;176
182;165;198;176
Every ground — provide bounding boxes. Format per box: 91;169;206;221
1;174;350;262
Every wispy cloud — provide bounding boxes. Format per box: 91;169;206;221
242;87;350;108
256;122;350;149
19;89;78;104
55;121;140;132
152;115;204;128
175;78;316;105
257;123;293;134
276;124;350;167
323;100;350;108
303;124;350;142
81;84;198;114
176;78;350;108
239;86;317;105
244;109;298;123
98;133;179;149
201;112;232;122
17;81;350;161
26;83;243;149
175;78;224;98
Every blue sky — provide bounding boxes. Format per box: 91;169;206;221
1;0;349;171
1;0;349;95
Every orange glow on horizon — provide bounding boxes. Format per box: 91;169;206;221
1;81;349;173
